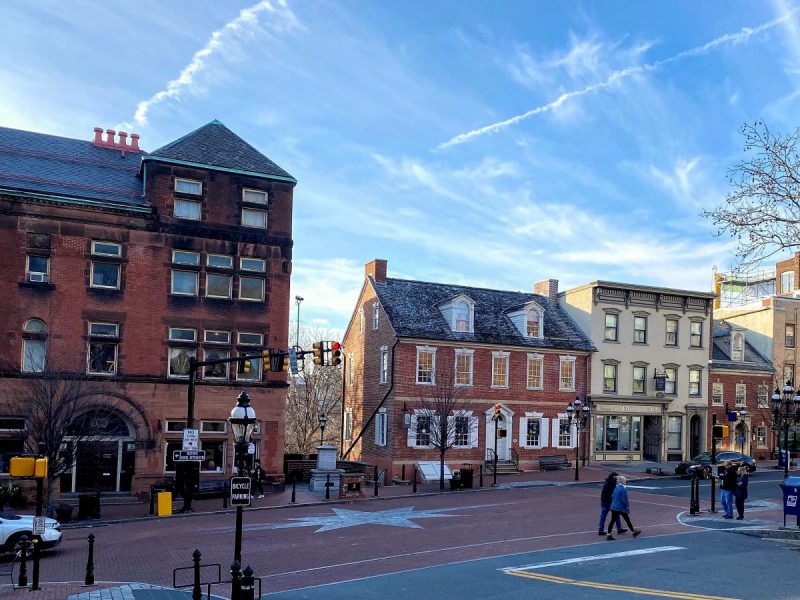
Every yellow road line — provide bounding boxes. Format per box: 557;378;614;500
506;570;740;600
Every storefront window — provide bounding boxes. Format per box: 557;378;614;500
595;416;605;451
667;416;682;450
595;415;642;452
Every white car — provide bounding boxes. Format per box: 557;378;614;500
0;512;61;553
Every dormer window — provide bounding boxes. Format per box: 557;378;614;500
454;300;470;332
442;295;474;333
731;332;744;361
526;307;543;338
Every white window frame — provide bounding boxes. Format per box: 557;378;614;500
242;188;268;205
87;325;117;376
416;346;436;385
526;307;543;338
782;271;796;294
755;425;768;448
203;349;230;380
379;345;389;384
491;351;510;388
171;270;199;296
633;315;647;344
343;409;353;441
553;414;576;449
559;355;576;391
632;365;646;394
520;411;548;449
168;347;196;378
735;383;747;407
205;272;232;299
90;261;121;290
689;367;702;396
26;255;49;282
238;332;263;345
169;327;197;342
372;302;380;330
239;276;265;301
175;178;202;195
526;353;544;390
667;416;682;451
240;257;266;272
664;366;677;395
172;250;200;266
665;318;679;346
603;362;618;393
207;254;233;269
22;338;46;373
241;207;267;229
732;332;744;361
450;410;477;448
787;324;796;349
604;312;619;341
375;409;387;447
200;420;228;434
712;382;723;405
454;349;474;387
91;241;122;257
348;353;355;385
758;384;769;408
358;308;364;334
689;320;703;347
204;330;231;344
408;409;434;448
174;198;201;220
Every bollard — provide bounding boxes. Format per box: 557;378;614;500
401;464;406;482
149;486;156;515
710;474;717;513
325;473;331;500
240;564;256;600
230;560;242;600
373;469;379;497
223;481;229;510
291;475;296;504
479;464;484;488
17;535;29;588
412;468;417;494
192;549;202;600
84;533;95;586
689;471;700;515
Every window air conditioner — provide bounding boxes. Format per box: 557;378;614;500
28;272;48;283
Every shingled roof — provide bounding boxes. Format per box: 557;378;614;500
711;320;773;372
0;126;145;206
145;120;295;182
372;277;595;352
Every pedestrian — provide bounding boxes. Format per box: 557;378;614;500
253;460;266;498
598;472;627;535
606;475;641;540
734;465;749;520
719;460;737;519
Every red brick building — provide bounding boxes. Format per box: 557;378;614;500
341;260;595;481
0;121;295;495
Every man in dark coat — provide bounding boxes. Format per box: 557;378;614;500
719;460;737;519
598;472;627;535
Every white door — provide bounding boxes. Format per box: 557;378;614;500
485;409;512;461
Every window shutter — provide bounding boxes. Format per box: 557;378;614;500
540;418;549;448
551;418;560;448
519;417;528;448
407;415;417;447
431;414;441;448
374;414;384;446
570;422;577;448
469;416;479;448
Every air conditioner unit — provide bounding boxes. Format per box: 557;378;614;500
793;289;800;298
28;272;48;283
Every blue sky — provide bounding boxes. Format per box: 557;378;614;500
2;1;800;335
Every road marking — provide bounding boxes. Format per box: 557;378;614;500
506;570;740;600
626;485;660;489
501;546;685;572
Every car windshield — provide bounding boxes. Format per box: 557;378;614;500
0;513;22;520
692;453;711;461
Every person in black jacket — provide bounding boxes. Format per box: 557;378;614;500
719;460;737;519
735;465;749;520
598;472;627;535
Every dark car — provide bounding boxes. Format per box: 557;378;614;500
675;451;757;478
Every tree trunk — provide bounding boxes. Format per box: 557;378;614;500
439;449;446;491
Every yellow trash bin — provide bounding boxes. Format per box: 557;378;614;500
157;491;172;517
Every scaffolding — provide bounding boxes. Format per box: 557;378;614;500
713;266;775;309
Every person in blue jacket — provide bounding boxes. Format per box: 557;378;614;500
606;475;642;540
598;472;627;535
735;465;749;520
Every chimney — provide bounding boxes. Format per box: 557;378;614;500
534;278;559;300
105;129;116;145
365;259;388;283
91;127;141;153
118;131;128;149
130;133;140;152
92;127;104;146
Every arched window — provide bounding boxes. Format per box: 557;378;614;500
732;332;744;361
526;308;542;338
22;319;47;372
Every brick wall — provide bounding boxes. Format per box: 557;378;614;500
708;369;773;459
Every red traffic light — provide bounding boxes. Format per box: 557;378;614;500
329;341;342;366
331;341;341;351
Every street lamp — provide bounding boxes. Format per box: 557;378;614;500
566;396;591;482
294;296;304;349
229;391;257;566
771;380;800;478
738;409;748;454
318;413;328;447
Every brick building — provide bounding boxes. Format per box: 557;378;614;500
0;121;295;495
340;260;594;480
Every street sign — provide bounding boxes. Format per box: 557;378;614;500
288;347;298;375
230;476;251;506
32;516;45;535
173;450;206;462
247;442;256;455
183;428;199;451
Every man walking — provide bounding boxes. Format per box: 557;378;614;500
598;472;627;535
606;476;641;540
719;460;737;519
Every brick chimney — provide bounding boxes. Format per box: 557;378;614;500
534;278;559;300
91;127;142;153
365;259;387;283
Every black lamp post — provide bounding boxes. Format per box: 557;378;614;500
738;409;748;454
229;391;257;567
566;396;590;482
492;404;502;487
771;380;800;478
319;413;328;447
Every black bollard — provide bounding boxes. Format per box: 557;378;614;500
689;470;700;515
192;549;202;600
84;533;95;586
710;474;717;513
291;475;296;504
479;464;484;488
149;486;155;515
412;468;417;494
17;535;29;588
373;468;379;497
240;564;256;600
230;560;242;600
325;473;331;500
223;480;229;510
401;464;406;482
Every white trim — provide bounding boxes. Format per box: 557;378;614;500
454;348;474;387
520;411;546;449
375;409;387;447
559;355;577;391
171;270;198;296
415;346;437;385
525;302;544;339
90;261;121;290
491;351;510;388
242;188;268;205
239;276;265;301
526;353;544;390
379;345;388;384
175;177;202;195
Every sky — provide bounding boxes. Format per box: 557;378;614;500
2;1;800;336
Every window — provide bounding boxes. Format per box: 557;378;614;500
782;271;796;294
201;421;227;433
375;410;387;446
90;262;120;289
240;257;265;272
632;365;646;394
172;250;200;266
453;301;470;332
787;324;796;349
559;356;576;390
200;440;224;473
454;349;473;386
165;420;186;433
755;425;767;448
732;332;744;361
690;321;703;347
241;208;267;229
787;364;795;386
416;347;436;384
758;384;769;408
206;273;232;298
372;302;380;330
174;198;201;220
22;318;46;372
169;327;197;342
415;415;431;446
207;255;233;269
92;241;122;257
203;349;229;379
171;270;198;296
633;316;647;344
604;313;618;341
26;255;49;282
238;332;262;346
175;178;202;195
665;367;677;395
558;417;572;448
712;382;723;405
237;352;262;381
243;188;268;205
603;363;617;393
667;416;682;451
665;319;678;346
205;330;230;344
526;419;541;447
343;409;353;441
526;354;543;389
526;308;542;338
87;322;118;375
0;418;25;432
735;383;746;407
689;368;702;396
595;415;641;452
491;352;509;387
380;346;389;384
358;309;364;334
168;347;196;378
348;353;354;385
454;415;470;446
239;276;264;301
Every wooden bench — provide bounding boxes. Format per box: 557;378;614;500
538;455;571;471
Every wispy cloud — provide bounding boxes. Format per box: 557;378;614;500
439;9;800;149
129;0;301;127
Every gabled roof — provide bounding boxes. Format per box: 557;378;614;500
371;277;595;352
144;120;295;183
0;126;145;206
711;320;774;373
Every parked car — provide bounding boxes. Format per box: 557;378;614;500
0;512;61;554
675;451;757;478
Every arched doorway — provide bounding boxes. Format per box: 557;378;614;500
690;415;702;458
60;410;136;493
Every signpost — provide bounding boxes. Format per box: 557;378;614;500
230;477;251;506
182;429;199;451
173;450;206;462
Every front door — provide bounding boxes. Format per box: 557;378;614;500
690;415;702;458
485;408;512;461
75;441;119;492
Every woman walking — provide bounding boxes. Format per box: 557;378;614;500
735;465;749;520
598;472;626;535
606;475;642;540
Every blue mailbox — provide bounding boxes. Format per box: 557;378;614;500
780;476;800;527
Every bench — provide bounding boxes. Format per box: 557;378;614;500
538;455;571;471
195;479;228;498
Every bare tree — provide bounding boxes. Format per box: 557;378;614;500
703;121;800;268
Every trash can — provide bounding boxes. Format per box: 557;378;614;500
780;476;800;527
157;491;173;517
460;467;474;489
77;492;101;520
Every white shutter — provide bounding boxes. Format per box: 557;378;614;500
519;416;529;448
407;415;417;447
469;416;479;448
569;422;577;448
447;416;455;447
551;418;560;448
538;418;548;449
375;415;381;445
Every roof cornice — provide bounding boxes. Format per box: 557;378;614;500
142;155;298;185
0;187;151;214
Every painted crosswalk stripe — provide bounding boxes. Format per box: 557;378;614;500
626;485;660;489
501;546;685;572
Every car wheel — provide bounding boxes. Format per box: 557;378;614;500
701;466;712;480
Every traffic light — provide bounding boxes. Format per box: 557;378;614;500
493;403;502;420
262;350;271;372
712;424;729;439
282;353;291;372
241;359;252;375
313;341;326;366
329;341;342;366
